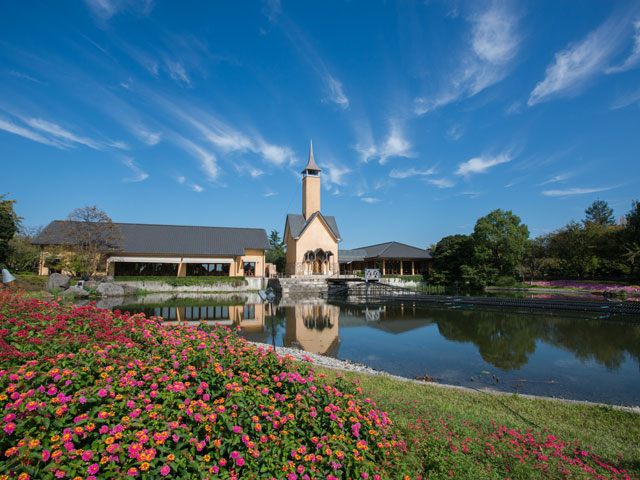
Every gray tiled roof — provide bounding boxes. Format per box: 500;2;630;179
338;249;367;262
285;213;342;241
348;241;433;260
33;221;270;256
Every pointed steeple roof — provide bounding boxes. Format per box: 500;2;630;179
301;139;321;175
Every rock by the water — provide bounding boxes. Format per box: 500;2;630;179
83;280;100;290
62;286;90;297
121;284;139;296
45;273;70;293
96;283;125;297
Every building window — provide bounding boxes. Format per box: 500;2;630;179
243;305;255;319
186;263;230;276
114;262;178;276
243;262;256;277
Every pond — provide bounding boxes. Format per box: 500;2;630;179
103;293;640;407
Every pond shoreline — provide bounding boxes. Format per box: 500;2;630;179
249;340;640;415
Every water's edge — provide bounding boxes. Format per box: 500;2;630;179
248;341;640;415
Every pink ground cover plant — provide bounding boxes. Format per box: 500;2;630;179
381;396;638;480
0;289;407;479
531;281;640;295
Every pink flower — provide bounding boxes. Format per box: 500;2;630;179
236;456;245;467
97;389;108;398
3;422;16;434
232;425;242;433
127;467;138;476
231;451;240;459
42;450;51;461
160;465;170;476
88;464;99;475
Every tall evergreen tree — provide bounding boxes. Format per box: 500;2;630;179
585;200;615;226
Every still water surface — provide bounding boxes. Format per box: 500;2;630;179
107;294;640;406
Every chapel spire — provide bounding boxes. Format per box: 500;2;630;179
301;139;321;175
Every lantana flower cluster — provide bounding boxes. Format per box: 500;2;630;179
0;290;406;479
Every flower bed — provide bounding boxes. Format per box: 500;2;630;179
531;281;640;295
0;290;405;479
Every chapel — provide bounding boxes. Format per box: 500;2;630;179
283;141;342;276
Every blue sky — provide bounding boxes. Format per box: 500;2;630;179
1;1;639;249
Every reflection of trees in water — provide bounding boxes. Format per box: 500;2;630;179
538;318;640;371
435;310;537;370
375;306;640;373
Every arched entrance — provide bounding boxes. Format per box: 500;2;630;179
304;249;334;275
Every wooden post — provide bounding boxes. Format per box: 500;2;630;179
382;259;386;275
411;260;415;275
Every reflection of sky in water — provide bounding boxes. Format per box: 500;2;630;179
112;296;640;406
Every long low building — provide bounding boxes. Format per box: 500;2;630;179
339;241;433;275
33;221;271;277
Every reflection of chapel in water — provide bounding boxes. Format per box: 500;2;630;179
283;303;341;357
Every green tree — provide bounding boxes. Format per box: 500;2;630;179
0;194;21;267
585;199;615;226
546;221;599;278
6;226;41;273
471;209;530;282
432;234;473;285
522;236;548;283
265;230;286;273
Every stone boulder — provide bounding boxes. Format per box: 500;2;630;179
62;286;90;298
45;273;70;293
121;284;139;296
96;283;125;297
82;280;100;290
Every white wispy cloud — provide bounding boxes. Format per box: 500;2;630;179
324;75;349;109
191;184;204;193
610;85;640;109
262;0;281;22
361;197;381;204
84;0;154;19
273;14;349;109
542;186;615;196
7;70;46;84
323;162;351;190
0;117;61;148
455;153;511;176
528;15;631;106
134;126;162;146
358;124;413;164
427;178;456;189
389;167;435;179
537;172;574;186
120;156;149;182
447;124;464;141
164;59;191;86
249;167;264;178
25;118;101;149
505;100;522;115
415;3;520;114
176;176;186;184
174;136;219;180
263;191;277;197
606;19;640;73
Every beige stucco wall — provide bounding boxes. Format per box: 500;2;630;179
241;249;266;277
302;175;321;220
285;216;338;275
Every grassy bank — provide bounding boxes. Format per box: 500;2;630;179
115;275;248;287
316;368;640;478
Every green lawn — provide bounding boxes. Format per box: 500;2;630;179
316;367;640;478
